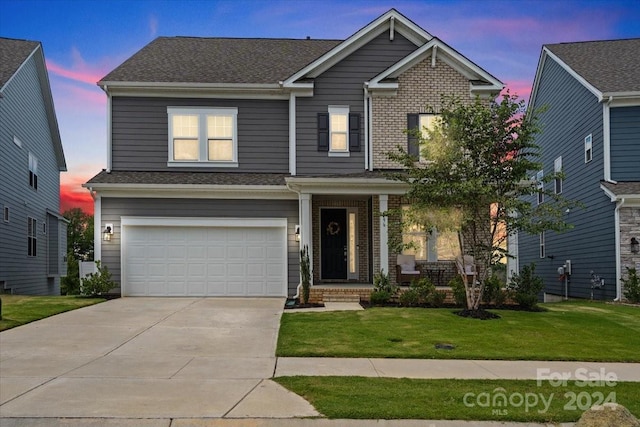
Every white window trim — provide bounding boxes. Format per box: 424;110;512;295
28;152;38;189
167;107;238;167
554;156;563;195
539;232;545;259
536;170;544;205
328;105;350;156
28;216;37;257
584;134;592;163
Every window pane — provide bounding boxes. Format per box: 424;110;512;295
207;115;233;138
172;115;198;138
174;139;199;160
419;114;438;138
437;231;460;260
331;133;347;151
402;234;427;261
330;114;347;132
208;139;233;161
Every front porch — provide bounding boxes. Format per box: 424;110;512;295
307;283;458;305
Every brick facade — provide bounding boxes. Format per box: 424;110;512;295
371;57;471;169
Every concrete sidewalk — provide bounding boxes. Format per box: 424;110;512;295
276;357;640;381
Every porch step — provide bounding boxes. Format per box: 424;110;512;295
323;293;361;303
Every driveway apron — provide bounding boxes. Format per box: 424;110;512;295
0;297;317;419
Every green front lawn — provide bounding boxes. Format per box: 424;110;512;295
277;301;640;361
275;377;640;422
0;295;105;331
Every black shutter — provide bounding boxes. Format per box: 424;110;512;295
407;113;419;157
317;113;329;151
349;113;361;152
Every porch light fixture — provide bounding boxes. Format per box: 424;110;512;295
103;224;113;242
295;225;300;242
631;237;639;254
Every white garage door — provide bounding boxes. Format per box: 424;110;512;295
122;218;287;297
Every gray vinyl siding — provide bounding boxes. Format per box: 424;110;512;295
518;56;616;300
100;198;300;296
0;53;62;295
296;31;418;175
610;106;640;181
111;97;289;172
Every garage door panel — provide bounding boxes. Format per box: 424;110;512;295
124;223;286;297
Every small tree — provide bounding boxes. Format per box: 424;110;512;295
61;208;94;295
300;245;311;304
389;94;577;313
81;261;115;296
507;263;544;310
622;267;640;304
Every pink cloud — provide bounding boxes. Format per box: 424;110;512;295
60;172;97;214
501;79;533;102
46;59;105;85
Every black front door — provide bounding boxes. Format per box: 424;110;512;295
321;208;347;280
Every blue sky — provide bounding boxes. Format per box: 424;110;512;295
1;0;639;211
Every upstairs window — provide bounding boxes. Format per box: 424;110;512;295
584;134;592;163
167;107;238;167
407;113;440;161
554;156;563;194
317;107;360;155
28;217;37;257
29;152;38;190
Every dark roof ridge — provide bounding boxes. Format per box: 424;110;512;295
545;37;640;47
167;35;343;42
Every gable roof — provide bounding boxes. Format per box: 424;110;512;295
0;37;39;88
530;38;640;106
99;37;341;86
0;37;66;171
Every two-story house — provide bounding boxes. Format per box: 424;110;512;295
516;38;640;301
1;38;68;295
85;9;502;299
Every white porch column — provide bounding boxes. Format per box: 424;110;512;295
379;194;389;275
300;193;313;285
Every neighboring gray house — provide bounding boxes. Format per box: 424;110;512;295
516;39;640;301
0;37;68;295
85;9;502;298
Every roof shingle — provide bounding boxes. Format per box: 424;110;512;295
86;170;290;186
546;39;640;94
100;37;342;84
0;37;39;88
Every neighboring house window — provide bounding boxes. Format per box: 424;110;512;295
539;232;545;259
13;136;23;148
28;217;37;257
407;113;440;160
3;206;9;222
317;107;360;155
554;156;563;194
536;170;544;205
167;107;238;166
43;222;47;235
584;134;592;163
29;152;38;190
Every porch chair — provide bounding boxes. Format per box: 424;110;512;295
455;255;478;284
396;254;422;285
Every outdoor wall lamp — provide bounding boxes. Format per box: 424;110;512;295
103;224;113;242
295;225;300;242
631;237;639;254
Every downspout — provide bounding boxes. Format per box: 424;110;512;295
363;84;369;170
285;181;303;299
104;85;112;173
614;197;625;301
87;187;101;262
367;85;373;171
603;96;613;182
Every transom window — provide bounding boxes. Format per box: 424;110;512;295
168;107;238;167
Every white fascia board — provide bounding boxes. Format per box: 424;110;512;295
82;183;298;200
368;39;502;93
285;177;408;195
606;95;640;107
121;216;287;228
101;82;289;100
283;10;431;86
600;184;640;202
543;48;603;101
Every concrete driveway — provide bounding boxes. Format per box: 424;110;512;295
0;297;318;420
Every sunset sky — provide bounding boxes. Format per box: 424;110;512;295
2;0;639;214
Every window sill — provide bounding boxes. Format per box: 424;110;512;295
328;151;350;157
168;161;238;168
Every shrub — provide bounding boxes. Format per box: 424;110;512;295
427;290;447;307
398;288;420;306
483;274;506;306
508;263;544;310
81;261;116;297
370;271;397;305
449;275;467;308
622;267;640;304
300;245;311;304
